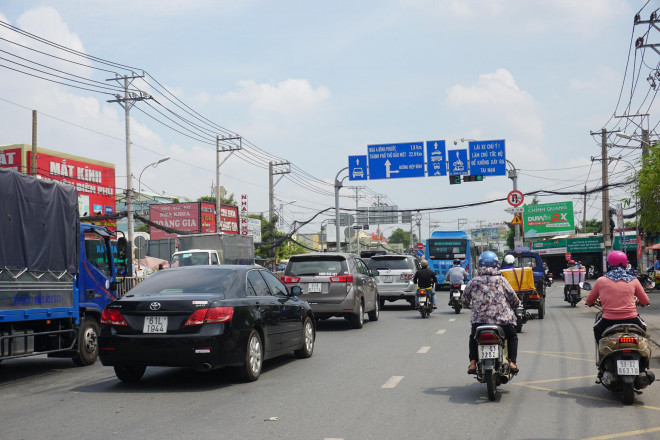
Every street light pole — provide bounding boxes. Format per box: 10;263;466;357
335;167;348;252
137;157;170;213
506;159;521;248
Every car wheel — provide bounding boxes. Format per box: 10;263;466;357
368;297;380;322
537;299;545;319
349;301;364;329
73;317;99;366
114;365;146;382
238;330;263;382
294;317;315;359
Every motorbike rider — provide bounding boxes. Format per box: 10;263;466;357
463;251;520;374
564;260;578;301
585;251;650;345
445;258;469;305
502;254;516;269
413;259;438;309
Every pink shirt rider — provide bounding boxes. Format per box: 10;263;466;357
585;277;649;320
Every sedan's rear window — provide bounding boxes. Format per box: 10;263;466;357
367;257;411;270
287;257;347;276
127;268;237;296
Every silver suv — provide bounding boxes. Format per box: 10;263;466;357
367;254;420;308
281;253;380;329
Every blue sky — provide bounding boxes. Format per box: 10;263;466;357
0;1;653;240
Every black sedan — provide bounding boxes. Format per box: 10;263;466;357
98;265;315;382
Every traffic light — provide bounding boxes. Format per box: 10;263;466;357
463;175;484;182
449;175;461;185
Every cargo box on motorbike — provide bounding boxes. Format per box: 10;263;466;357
501;267;535;292
563;269;586;285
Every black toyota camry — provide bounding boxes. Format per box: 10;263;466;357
98;265;315;382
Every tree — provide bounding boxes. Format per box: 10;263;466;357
198;194;236;206
388;228;411;248
582;219;602;234
636;144;660;237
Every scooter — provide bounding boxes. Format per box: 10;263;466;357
545;272;553;287
450;284;465;314
564;283;582;307
417;287;434;318
471;325;516;401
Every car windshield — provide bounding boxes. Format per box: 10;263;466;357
367;257;410;270
127;268;237;295
171;252;210;267
428;239;467;259
287;257;347;276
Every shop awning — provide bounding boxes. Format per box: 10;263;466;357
647;243;660;250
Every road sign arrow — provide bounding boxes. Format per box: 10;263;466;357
384;159;399;178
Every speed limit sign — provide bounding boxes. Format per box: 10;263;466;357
507;190;524;207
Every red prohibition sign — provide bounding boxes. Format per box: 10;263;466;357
507;190;524;207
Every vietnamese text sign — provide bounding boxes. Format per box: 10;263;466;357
523;201;575;238
530;239;568;255
468;140;506;176
426;140;447;176
368;142;425;179
567;237;602;253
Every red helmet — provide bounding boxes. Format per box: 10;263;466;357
606;251;628;268
569;260;575;264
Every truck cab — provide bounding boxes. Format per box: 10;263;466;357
171;249;221;267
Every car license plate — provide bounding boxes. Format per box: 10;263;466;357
478;344;500;359
384;276;393;283
143;316;167;333
453;292;460;298
617;360;640;375
308;283;322;293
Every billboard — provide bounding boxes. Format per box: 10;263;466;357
522;201;575;238
0;144;116;229
150;202;239;240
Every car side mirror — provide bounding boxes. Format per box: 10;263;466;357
370;269;379;277
582;282;592;291
290;285;302;296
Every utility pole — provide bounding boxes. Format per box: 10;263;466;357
601;128;611;256
31;110;37;176
216;135;241;233
506;159;521;248
107;73;152;268
269;161;290;269
582;185;587;233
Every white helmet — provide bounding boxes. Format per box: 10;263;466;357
504;255;516;265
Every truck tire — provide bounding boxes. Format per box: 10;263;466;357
73;317;99;366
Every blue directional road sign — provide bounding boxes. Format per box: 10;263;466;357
447;149;469;176
417;249;424;258
348;155;368;181
468;140;506;176
426;140;447;176
368;142;425;180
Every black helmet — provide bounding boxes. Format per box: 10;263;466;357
453;259;461;265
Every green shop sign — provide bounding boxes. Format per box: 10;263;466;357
567;237;602;253
530;239;567;255
523;201;575;238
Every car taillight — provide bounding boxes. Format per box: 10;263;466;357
185;307;234;326
101;309;129;326
281;275;301;283
400;273;414;280
476;332;501;344
330;275;354;283
619;336;638;344
528;294;541;299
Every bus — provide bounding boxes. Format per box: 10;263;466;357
425;230;478;289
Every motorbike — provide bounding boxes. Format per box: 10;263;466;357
450;284;465;314
417;287;434;318
584;287;655;405
545;272;553;287
471;324;516;401
587;265;596;280
564;283;581;307
638;270;656;293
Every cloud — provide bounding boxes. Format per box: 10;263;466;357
217;78;330;115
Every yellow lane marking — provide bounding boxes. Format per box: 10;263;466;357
514;375;594;386
520;350;593;362
581;426;660;440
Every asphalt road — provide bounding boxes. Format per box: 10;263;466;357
2;282;660;440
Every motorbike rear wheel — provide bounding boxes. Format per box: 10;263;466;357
622;382;635;405
515;315;523;333
453;299;461;314
485;369;497;401
420;307;428;318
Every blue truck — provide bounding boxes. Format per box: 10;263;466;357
0;168;123;366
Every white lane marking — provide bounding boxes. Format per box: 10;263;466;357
449;318;456;322
417;346;431;354
437;329;447;334
381;376;404;389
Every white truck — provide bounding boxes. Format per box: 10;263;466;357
171;233;255;267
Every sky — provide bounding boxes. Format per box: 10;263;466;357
0;0;656;242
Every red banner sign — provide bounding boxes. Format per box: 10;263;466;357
150;202;238;240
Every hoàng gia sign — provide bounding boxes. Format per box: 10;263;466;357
522;201;575;238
